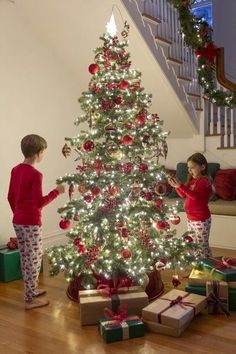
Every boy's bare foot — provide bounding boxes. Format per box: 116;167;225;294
25;298;49;310
34;288;47;297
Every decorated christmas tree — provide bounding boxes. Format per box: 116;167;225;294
46;16;198;291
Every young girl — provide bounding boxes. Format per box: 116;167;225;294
168;153;212;258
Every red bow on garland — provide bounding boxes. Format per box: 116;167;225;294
196;42;219;65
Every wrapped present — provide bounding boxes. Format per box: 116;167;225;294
143;319;190;337
142;289;207;335
79;286;148;325
185;284;236;311
98;305;145;343
206;281;230;316
199;257;236;282
188;268;222;286
0;248;22;282
0;246;43;282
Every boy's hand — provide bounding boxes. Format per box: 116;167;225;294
168;176;181;188
56;184;66;194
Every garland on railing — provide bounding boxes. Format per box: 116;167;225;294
168;0;236;108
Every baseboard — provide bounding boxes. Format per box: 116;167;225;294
42;230;68;250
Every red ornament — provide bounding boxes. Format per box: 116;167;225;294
107;185;119;196
91;186;101;197
84;194;93;203
121;135;134;145
119;80;129;90
114;96;123;105
145;192;153;201
121;248;132;259
172;275;181;288
154;182;167;196
169;215;181;225
83;140;94;152
156;220;170;230
153;198;163;211
135;114;146;126
73;238;81;247
138;163;148;173
124;123;135;129
119;162;134;173
120;228;129;238
183;235;194;243
88;63;100;74
59;220;71;230
139;230;147;238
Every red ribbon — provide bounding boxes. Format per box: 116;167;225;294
157;293;195;324
103;304;139;328
210;257;236;271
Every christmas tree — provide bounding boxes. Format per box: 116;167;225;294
46;16;198;290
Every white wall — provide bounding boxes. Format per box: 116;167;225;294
0;1;78;244
213;0;236;83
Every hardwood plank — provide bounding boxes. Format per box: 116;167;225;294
0;247;236;354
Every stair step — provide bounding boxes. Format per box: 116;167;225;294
155;35;172;45
142;13;161;24
177;75;192;82
167;57;183;65
187;92;201;98
217;146;236;150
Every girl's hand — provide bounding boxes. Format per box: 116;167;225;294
168;176;181;188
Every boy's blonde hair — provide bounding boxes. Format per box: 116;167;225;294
21;134;47;158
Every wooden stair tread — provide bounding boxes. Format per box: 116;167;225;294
187;92;201;98
177;75;192;82
155;36;172;45
142;13;161;24
167;57;183;65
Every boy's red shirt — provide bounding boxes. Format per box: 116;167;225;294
175;176;212;222
8;163;59;226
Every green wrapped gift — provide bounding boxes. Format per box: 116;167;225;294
0;247;43;282
185;284;236;311
99;317;145;343
198;257;236;282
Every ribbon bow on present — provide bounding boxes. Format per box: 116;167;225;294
97;277;132;297
210;257;236;273
103;304;139;328
158;294;195;324
207;292;230;317
7;237;18;250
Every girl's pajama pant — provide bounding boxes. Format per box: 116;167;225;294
187;217;212;258
13;224;43;302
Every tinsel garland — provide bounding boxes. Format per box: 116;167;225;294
168;0;236;107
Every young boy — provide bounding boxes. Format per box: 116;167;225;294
8;134;65;310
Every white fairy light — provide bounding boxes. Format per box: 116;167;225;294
106;13;117;37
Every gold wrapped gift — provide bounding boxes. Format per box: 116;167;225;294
79;286;148;326
142;289;207;330
188;268;236;288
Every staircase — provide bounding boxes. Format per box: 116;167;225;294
121;0;236;149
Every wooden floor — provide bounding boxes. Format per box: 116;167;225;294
1;248;236;354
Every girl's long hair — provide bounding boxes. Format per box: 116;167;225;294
186;153;209;183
